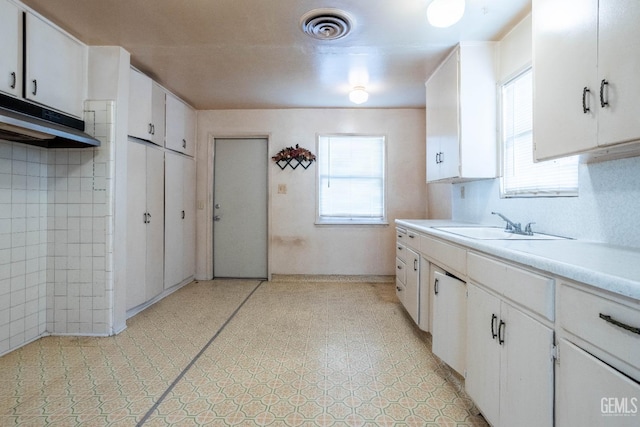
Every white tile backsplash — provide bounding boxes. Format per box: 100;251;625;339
0;100;116;355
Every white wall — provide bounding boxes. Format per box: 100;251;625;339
195;109;427;278
446;14;640;249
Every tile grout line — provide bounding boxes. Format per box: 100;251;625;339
136;280;266;426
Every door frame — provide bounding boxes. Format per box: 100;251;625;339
205;133;271;280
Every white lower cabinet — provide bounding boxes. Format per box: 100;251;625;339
431;266;466;376
557;339;640;427
126;140;164;310
466;282;554;427
395;228;420;325
164;151;196;289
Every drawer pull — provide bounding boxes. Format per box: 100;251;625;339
599;313;640;335
434;278;439;295
10;72;16;89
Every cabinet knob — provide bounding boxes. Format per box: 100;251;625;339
10;72;16;89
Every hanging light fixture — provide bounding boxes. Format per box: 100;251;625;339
349;86;369;104
427;0;466;28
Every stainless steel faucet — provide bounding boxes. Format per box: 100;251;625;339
491;211;534;235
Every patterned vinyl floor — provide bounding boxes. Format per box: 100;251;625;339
0;277;488;426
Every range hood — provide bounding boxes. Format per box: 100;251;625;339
0;93;100;148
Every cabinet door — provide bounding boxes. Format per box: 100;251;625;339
532;0;598;160
557;339;640;427
426;51;459;182
182;156;196;279
418;257;430;332
597;0;640;147
25;12;86;117
145;146;165;300
0;0;21;98
500;303;554;427
166;93;195;155
128;68;153;141
465;283;501;426
164;151;185;289
150;82;165;146
403;248;420;325
431;269;466;376
126;140;148;310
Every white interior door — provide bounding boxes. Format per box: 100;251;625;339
213;138;268;278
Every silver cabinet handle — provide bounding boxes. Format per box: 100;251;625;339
498;320;506;345
32;79;37;96
182;139;187;149
434;278;439;295
143;212;147;223
414;259;418;271
181;210;185;219
10;72;16;89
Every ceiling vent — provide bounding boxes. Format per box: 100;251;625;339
300;8;353;41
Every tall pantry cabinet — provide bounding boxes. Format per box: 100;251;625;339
126;141;165;310
164;151;196;290
126;68;196;313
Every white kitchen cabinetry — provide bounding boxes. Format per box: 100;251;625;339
431;266;466;376
23;11;86;117
0;0;21;98
533;0;640;161
556;282;640;426
425;42;497;182
164;151;196;290
128;68;165;146
465;254;554;427
557;340;639;426
126;139;165;311
166;92;196;157
395;227;420;325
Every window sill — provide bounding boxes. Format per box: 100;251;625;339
315;219;389;226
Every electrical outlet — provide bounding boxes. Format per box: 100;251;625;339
278;184;287;194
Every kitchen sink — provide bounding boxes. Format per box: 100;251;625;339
434;226;569;240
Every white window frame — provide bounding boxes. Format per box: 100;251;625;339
315;134;388;225
500;66;579;198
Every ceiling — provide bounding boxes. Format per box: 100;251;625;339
21;0;531;110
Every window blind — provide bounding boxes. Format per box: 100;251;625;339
317;135;386;223
502;69;578;197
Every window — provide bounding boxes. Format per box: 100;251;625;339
317;135;386;224
501;68;578;197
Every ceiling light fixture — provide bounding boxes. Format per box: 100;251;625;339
427;0;466;28
349;87;369;104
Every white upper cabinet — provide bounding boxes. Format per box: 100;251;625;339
166;92;196;157
425;42;497;183
533;0;640;161
24;11;86;118
0;0;21;98
128;68;166;146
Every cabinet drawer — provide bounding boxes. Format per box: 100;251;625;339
560;283;640;373
396;242;407;263
405;230;421;251
421;235;466;278
469;252;554;321
395;258;406;284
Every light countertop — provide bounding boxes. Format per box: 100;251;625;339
396;219;640;302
